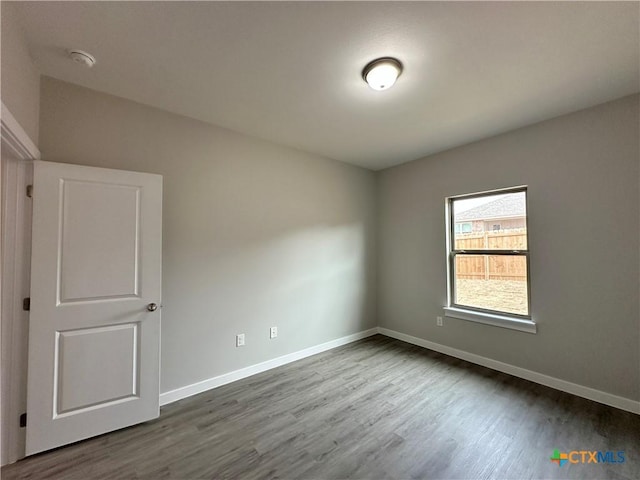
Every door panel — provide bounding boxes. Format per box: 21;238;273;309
59;180;141;302
56;323;138;414
26;161;162;456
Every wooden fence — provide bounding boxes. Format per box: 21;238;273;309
455;229;527;281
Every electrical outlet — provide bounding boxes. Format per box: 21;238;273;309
236;333;245;347
436;316;443;327
270;326;278;339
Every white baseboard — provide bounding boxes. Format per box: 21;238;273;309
378;327;640;415
160;328;379;406
160;325;639;415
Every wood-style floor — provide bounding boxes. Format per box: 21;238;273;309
2;334;639;479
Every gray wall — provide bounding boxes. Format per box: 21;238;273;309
39;77;377;393
1;2;40;144
35;78;640;403
378;94;640;401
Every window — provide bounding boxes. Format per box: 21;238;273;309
444;187;535;333
454;222;472;234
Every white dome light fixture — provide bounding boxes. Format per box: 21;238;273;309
362;57;403;91
68;49;96;68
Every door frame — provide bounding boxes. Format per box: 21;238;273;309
1;103;40;465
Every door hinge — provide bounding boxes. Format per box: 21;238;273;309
26;185;33;198
20;413;27;428
23;297;30;311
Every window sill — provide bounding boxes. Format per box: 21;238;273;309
443;307;537;334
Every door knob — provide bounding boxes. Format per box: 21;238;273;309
147;303;158;312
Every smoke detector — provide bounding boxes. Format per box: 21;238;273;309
68;50;96;68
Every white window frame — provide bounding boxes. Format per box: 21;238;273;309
444;186;536;334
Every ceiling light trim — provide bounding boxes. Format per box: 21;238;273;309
362;57;403;91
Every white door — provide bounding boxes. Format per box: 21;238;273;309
25;161;162;455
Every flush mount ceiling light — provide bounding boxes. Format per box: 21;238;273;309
362;57;403;91
68;49;96;68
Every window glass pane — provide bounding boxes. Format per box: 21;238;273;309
454;254;528;315
453;191;527;250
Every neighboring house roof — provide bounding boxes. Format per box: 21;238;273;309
456;194;525;221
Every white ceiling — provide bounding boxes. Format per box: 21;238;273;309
14;1;640;170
